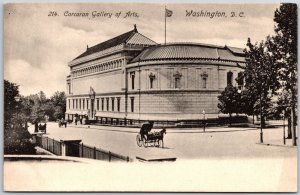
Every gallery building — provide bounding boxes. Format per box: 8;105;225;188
65;25;245;124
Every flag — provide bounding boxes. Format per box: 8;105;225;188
165;8;173;17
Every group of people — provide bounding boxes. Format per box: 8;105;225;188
74;114;89;125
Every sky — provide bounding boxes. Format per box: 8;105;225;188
4;3;279;97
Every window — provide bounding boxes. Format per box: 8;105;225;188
237;72;244;90
68;99;70;109
131;72;135;90
173;71;182;89
106;98;109;111
97;98;99;110
130;97;134;112
117;97;120;112
111;98;115;111
201;72;208;88
101;98;104;111
72;99;75;109
68;83;71;94
79;99;81;109
83;99;85;110
175;78;180;88
87;99;89;109
227;71;233;86
149;72;155;89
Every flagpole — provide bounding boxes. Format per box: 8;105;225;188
164;5;166;45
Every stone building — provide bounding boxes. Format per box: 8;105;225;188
65;25;245;124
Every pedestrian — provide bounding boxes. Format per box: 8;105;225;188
34;121;38;133
75;113;79;125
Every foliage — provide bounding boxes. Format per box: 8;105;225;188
272;3;297;111
4;126;36;154
4;80;36;154
4;80;19;130
217;85;241;117
21;91;66;123
241;37;280;126
50;91;66;120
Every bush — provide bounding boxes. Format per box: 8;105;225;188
4;126;36;155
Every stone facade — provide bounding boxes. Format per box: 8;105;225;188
65;26;245;122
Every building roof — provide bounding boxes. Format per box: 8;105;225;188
131;43;245;63
73;25;157;60
225;45;245;55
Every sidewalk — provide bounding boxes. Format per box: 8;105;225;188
66;122;259;134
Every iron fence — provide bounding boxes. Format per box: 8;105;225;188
36;136;62;156
36;135;131;162
75;142;131;162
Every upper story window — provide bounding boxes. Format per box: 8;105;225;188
201;71;208;88
237;72;244;90
227;71;233;86
173;71;182;89
149;72;156;89
130;72;135;90
83;99;85;110
68;83;71;94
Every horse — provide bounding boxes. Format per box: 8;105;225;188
146;128;167;148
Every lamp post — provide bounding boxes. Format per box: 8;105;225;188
202;110;206;132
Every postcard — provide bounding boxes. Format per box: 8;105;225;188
3;3;297;192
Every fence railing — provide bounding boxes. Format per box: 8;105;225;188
70;142;130;162
35;135;131;162
36;136;62;156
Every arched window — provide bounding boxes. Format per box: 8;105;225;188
201;71;208;88
227;71;233;86
149;72;155;89
173;71;182;89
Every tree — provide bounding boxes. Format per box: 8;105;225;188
218;85;241;125
4;80;36;154
272;3;297;145
240;89;256;124
4;80;19;130
242;38;280;127
50;91;66;120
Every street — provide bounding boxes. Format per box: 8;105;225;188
29;122;297;160
5;122;295;192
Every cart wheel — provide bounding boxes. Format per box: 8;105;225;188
158;140;164;148
143;139;148;148
136;134;143;147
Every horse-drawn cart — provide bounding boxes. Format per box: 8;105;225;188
136;122;166;148
58;120;67;128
